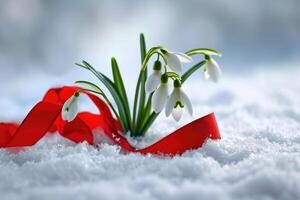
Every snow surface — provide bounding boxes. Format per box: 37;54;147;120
1;67;300;200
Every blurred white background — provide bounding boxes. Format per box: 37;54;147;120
0;0;299;120
1;2;300;200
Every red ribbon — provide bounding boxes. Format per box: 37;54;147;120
0;86;220;156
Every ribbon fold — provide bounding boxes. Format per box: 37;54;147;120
0;86;220;156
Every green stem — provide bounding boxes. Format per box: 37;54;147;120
139;112;159;136
76;61;129;132
132;47;161;133
136;92;153;134
135;34;148;136
181;60;206;84
185;48;222;57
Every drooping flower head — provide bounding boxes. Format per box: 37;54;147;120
62;92;80;122
161;49;193;73
165;79;193;121
152;74;169;113
203;55;222;82
145;60;162;93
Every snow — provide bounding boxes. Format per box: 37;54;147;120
1;67;300;200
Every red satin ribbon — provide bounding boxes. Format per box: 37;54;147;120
0;86;220;156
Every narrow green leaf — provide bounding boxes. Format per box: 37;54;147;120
136;72;146;126
136;33;148;134
136;92;153;134
111;57;131;129
75;80;118;117
132;74;141;131
75;80;105;95
77;61;130;132
75;62;88;69
140;33;147;63
144;93;153;119
100;73;130;128
185;48;222;57
75;86;120;120
181;60;206;84
132;46;161;133
111;58;128;101
139;112;159;136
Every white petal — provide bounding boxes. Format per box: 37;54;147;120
207;59;222;82
203;70;210;80
167;53;182;72
62;98;72;121
165;89;177;117
174;53;193;63
152;84;168;113
61;110;70;121
145;71;161;93
61;96;79;122
180;89;193;116
172;106;183;121
67;100;78;122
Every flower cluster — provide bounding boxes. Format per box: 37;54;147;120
145;50;221;121
61;34;222;137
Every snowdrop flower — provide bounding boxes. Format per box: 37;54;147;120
165;80;193;121
161;49;193;73
62;92;80;122
203;56;222;82
152;74;169;113
145;60;162;93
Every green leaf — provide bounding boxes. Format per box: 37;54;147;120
139;112;159;136
140;33;147;63
132;46;161;134
75;80;105;95
74;84;120;121
135;33;148;135
132;74;141;132
77;61;130;132
111;58;128;102
98;72;131;132
185;48;222;57
136;92;153;134
111;57;131;128
74;84;120;120
181;60;206;84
